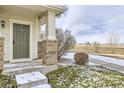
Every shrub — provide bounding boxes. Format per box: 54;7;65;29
74;52;89;65
0;63;3;74
46;65;124;88
0;75;17;88
56;28;76;59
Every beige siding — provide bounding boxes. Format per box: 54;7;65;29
0;14;38;61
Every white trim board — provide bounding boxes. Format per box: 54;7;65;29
9;19;33;62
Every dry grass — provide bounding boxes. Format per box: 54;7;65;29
69;45;124;59
71;45;124;54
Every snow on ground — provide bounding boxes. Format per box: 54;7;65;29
62;52;75;60
90;55;124;66
62;52;95;65
62;52;124;66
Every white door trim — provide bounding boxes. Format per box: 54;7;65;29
9;19;33;62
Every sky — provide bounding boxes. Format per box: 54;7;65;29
56;5;124;44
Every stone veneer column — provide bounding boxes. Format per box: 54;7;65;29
41;40;58;65
0;37;4;60
0;37;4;73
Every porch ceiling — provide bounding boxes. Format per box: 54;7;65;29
0;5;65;18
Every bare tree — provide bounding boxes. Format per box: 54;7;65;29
106;32;120;53
56;28;76;59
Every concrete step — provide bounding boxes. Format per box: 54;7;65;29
16;71;48;88
32;84;51;88
4;61;42;70
3;65;46;75
3;64;58;76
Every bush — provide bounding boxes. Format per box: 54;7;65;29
56;28;76;59
0;75;17;88
46;66;79;88
74;52;89;65
0;63;3;74
46;65;124;88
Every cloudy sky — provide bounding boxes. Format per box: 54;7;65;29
56;5;124;44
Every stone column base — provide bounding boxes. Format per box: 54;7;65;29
0;37;4;61
40;40;58;65
0;37;4;74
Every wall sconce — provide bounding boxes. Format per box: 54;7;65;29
1;20;5;28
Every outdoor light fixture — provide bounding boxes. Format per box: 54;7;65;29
1;20;5;28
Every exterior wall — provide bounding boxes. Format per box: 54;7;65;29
0;14;38;62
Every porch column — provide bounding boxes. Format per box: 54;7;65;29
42;11;58;65
46;11;56;40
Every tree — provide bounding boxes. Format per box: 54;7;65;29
56;28;76;59
106;32;120;53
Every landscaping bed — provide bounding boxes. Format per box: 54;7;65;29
46;65;124;88
0;75;17;88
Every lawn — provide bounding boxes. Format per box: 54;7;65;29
46;65;124;88
0;75;17;88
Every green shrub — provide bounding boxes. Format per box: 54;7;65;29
0;75;17;88
46;65;124;88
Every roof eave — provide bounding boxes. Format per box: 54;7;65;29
41;5;67;16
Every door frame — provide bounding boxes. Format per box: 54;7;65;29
9;19;33;62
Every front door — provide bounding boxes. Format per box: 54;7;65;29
13;23;30;59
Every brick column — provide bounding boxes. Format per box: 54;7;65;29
39;40;58;65
0;37;4;74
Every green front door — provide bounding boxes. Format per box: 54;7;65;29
13;23;30;59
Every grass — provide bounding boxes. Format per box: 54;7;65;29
46;65;124;88
70;45;124;59
0;75;17;88
71;45;124;55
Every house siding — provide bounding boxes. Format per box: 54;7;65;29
0;14;38;62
